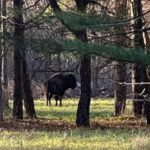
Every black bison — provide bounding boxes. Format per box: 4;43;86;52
44;73;77;106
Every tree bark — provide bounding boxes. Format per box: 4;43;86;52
13;0;36;119
132;63;145;116
132;0;146;117
23;58;36;119
115;62;126;116
91;56;99;98
144;101;150;124
144;20;150;125
13;0;24;119
76;56;91;127
2;0;9;109
114;0;127;116
0;0;3;120
74;0;91;127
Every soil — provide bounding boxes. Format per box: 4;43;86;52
0;116;149;132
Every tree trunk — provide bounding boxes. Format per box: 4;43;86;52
132;0;146;117
13;0;24;119
144;101;150;124
23;58;36;119
144;21;150;124
2;0;9;109
49;0;91;127
115;62;126;116
114;0;127;116
74;0;91;127
0;0;3;120
144;74;150;124
3;53;9;109
13;0;36;119
91;56;99;98
76;56;91;127
132;64;145;116
0;48;3;121
75;30;91;127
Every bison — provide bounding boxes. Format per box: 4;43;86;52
44;73;77;106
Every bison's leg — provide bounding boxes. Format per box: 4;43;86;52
59;96;63;106
49;94;52;106
54;95;59;106
46;92;49;106
47;93;52;106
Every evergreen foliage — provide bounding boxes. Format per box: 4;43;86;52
26;10;150;65
55;11;129;31
28;38;150;65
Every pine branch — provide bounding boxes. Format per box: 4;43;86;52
27;38;150;65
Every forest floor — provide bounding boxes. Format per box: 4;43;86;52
1;99;149;131
0;99;150;150
0;115;149;131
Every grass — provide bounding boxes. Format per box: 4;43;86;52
35;99;78;121
0;98;150;150
35;98;115;121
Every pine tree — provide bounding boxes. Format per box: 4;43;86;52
49;0;91;127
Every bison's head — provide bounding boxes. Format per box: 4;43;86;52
66;74;77;89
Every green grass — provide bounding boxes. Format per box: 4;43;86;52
35;98;116;121
0;127;150;150
35;98;78;121
1;98;150;150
